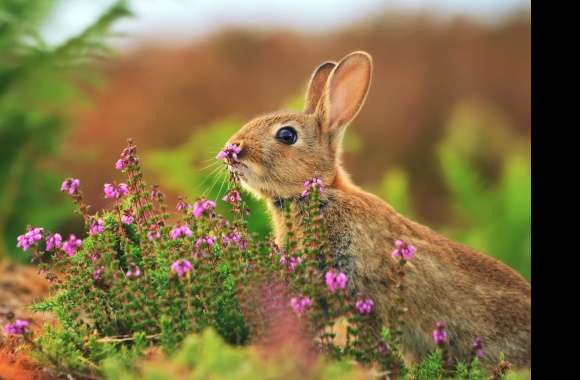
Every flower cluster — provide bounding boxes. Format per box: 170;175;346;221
62;234;82;256
192;199;216;218
300;177;324;198
115;144;139;171
16;227;43;251
104;183;129;199
222;190;242;205
432;321;448;346
45;233;62;251
170;225;193;240
3;320;29;335
171;259;193;278
90;219;104;235
125;264;142;280
391;239;416;261
280;255;302;272
195;236;215;249
472;336;484;358
60;178;80;195
356;298;374;315
216;143;241;162
325;271;348;293
290;296;313;314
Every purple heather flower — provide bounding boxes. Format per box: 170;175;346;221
126;264;142;280
62;234;82;256
377;341;390;356
104;183;129;199
91;250;101;264
216;144;242;162
472;337;484;358
60;178;80;195
16;227;44;251
45;233;62;251
171;259;193;278
290;296;313;314
176;199;188;212
89;219;104;235
170;225;193;240
192;199;216;218
432;322;448;346
147;227;161;241
121;214;134;225
301;177;324;198
93;266;104;281
356;298;374;315
391;239;416;261
115;159;127;171
195;236;215;249
222;190;242;204
3;320;29;335
325;271;348;293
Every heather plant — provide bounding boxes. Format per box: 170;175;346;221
4;139;525;379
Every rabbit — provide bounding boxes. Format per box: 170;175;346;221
221;51;531;369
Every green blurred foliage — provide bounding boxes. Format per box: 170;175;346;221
380;102;530;280
0;0;131;261
102;328;370;380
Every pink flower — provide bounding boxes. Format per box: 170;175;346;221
121;214;134;225
216;144;241;161
104;183;129;199
171;259;193;278
16;227;44;251
115;159;126;170
176;199;188;212
432;322;448;346
222;190;242;205
192;199;216;218
62;234;82;256
472;337;484;358
195;236;215;249
89;219;104;235
356;298;374;315
300;178;324;198
170;225;192;240
325;271;348;293
60;178;80;195
45;233;62;251
126;264;142;280
290;296;313;314
391;239;416;261
93;266;104;281
147;226;161;241
3;320;29;335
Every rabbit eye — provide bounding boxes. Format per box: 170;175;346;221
275;126;298;145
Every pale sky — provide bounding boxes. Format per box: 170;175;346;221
43;0;531;47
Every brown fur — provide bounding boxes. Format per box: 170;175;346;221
223;51;530;369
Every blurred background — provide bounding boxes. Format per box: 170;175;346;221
0;0;530;279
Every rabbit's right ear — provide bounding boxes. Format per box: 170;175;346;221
304;61;336;114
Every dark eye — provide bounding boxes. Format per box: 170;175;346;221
275;126;298;145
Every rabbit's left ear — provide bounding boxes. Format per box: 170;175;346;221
304;61;336;114
320;51;372;133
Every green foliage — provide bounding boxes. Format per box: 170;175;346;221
378;167;415;218
0;0;131;261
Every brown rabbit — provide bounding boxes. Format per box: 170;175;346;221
222;51;531;369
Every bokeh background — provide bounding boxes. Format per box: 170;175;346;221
0;0;531;279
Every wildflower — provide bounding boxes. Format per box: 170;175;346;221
192;199;216;218
104;183;129;199
16;227;43;251
147;226;162;241
301;177;324;198
115;159;127;171
432;321;448;346
325;271;348;293
91;250;101;264
290;296;313;314
472;337;484;358
176;198;188;212
45;233;62;251
377;341;390;356
356;298;374;315
126;264;142;280
121;214;134;225
62;234;82;256
216;144;241;161
222;190;242;205
150;185;163;201
391;239;416;261
93;267;104;281
3;320;29;335
280;255;302;272
171;259;193;278
170;225;193;240
195;236;215;249
60;178;80;195
89;219;104;235
223;231;241;246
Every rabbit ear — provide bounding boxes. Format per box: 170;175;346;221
304;61;336;114
320;51;372;133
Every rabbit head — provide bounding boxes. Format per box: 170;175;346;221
224;51;373;199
